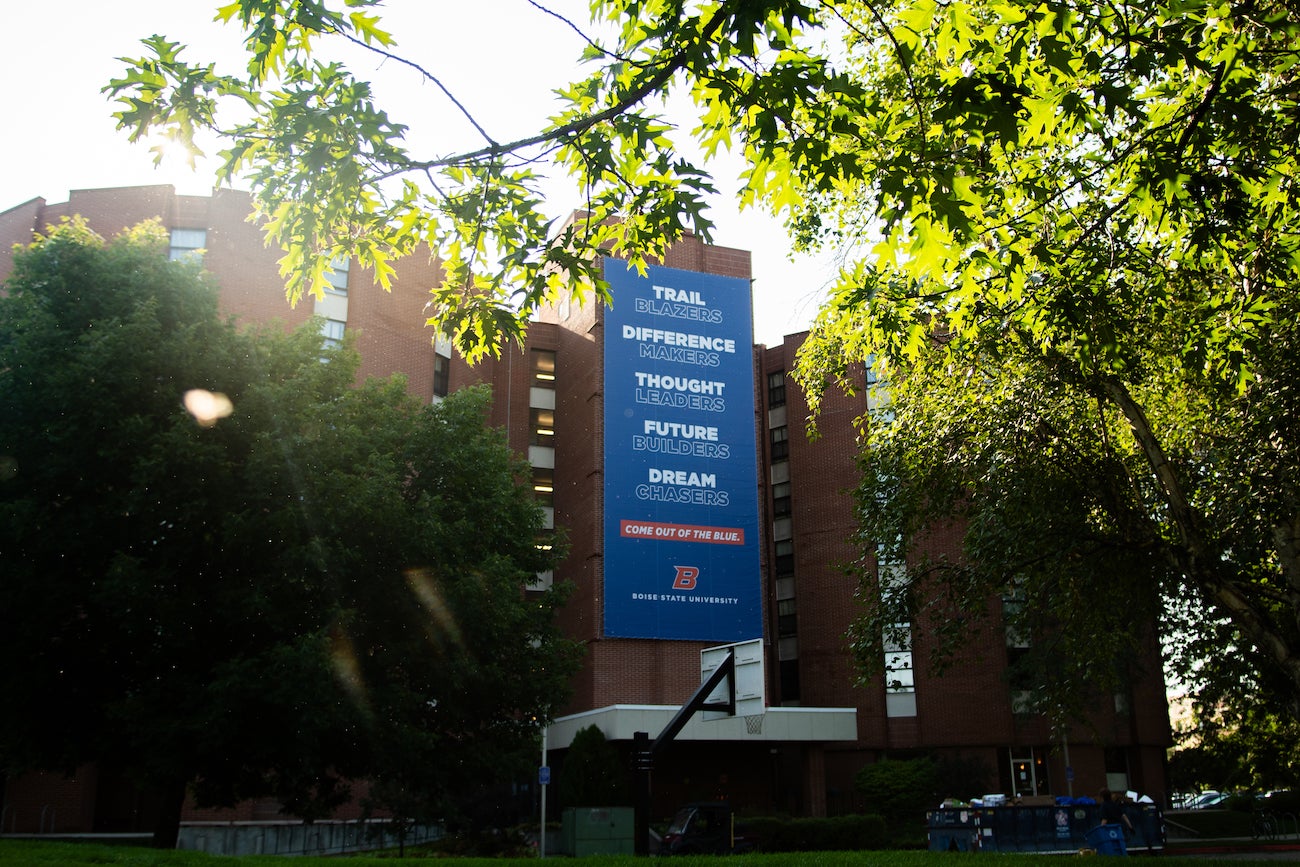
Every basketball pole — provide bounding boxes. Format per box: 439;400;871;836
632;650;736;855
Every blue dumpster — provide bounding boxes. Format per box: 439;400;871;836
927;808;980;852
1086;824;1128;856
927;803;1161;855
1126;803;1165;852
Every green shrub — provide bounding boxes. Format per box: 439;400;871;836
1223;792;1257;812
738;813;887;851
1262;790;1300;813
556;724;628;809
855;756;939;824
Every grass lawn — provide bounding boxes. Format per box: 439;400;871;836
0;839;1290;866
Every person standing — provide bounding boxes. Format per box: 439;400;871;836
1099;788;1134;834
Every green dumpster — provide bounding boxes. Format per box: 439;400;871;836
561;806;635;856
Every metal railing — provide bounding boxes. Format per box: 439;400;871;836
177;818;443;856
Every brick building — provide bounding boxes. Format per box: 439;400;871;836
474;222;1172;819
0;185;443;401
0;186;1171;836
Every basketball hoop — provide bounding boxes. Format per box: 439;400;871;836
700;639;766;722
744;713;764;735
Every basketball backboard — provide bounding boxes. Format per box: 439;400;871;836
700;638;765;720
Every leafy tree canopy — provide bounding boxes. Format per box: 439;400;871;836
1168;660;1300;794
1168;703;1300;795
105;0;860;361
793;0;1300;720
108;1;1300;711
0;221;581;846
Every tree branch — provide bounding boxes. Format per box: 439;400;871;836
333;29;498;148
1102;376;1300;694
384;0;740;177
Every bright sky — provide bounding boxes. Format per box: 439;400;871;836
0;0;838;346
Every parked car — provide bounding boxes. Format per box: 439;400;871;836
660;803;754;855
1185;791;1228;810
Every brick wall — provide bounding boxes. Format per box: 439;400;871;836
1;767;98;834
0;185;439;394
348;247;443;401
0;196;45;281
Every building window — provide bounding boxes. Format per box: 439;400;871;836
431;335;452;400
773;516;793;542
1115;690;1132;716
767;370;786;407
883;626;914;692
866;353;894;420
531;349;556;387
532;467;554;507
169;228;206;261
324;256;349;294
770;425;789;459
885;648;918;716
531;407;555;446
774;539;794;576
433;352;450;398
777;598;797;636
778;635;801;704
530;530;556;592
879;542;917;717
1003;587;1038;713
1002;588;1030;649
1006;646;1039;715
772;480;791;517
1104;747;1130;793
320;318;345;349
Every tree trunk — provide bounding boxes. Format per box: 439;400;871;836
151;778;188;849
1104;378;1300;706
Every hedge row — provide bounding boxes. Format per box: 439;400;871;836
738;814;889;851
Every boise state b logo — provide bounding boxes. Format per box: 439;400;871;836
673;565;699;590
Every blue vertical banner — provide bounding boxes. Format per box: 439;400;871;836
602;259;762;641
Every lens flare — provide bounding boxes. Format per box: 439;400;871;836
405;568;464;650
183;389;234;427
329;624;370;713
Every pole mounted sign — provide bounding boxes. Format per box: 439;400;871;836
602;260;762;641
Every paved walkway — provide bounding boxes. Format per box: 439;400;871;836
1169;837;1300;860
